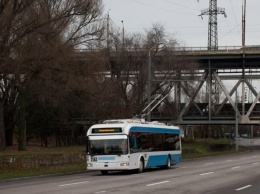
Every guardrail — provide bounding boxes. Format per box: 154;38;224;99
173;45;260;55
74;45;260;53
174;46;242;51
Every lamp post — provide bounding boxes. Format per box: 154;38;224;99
235;88;239;151
147;43;162;121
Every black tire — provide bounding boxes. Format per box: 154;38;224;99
166;156;171;169
101;170;109;175
137;158;144;173
161;156;171;169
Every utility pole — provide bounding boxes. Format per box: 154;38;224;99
121;20;125;49
235;89;239;151
147;43;162;121
242;0;246;48
242;0;246;115
199;0;227;50
106;10;113;80
106;10;110;49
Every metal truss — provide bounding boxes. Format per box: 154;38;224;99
172;68;260;125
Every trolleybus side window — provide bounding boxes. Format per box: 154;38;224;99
129;132;180;152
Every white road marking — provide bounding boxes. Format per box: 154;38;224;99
95;191;107;193
231;166;241;169
200;172;214;176
253;162;259;165
236;185;252;191
226;160;233;162
205;163;214;165
59;181;89;187
241;157;246;160
146;181;170;187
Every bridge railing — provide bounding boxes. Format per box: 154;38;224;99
174;46;242;51
75;45;260;55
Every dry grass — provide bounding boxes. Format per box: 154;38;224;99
0;144;86;156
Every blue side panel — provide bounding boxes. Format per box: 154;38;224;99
145;154;182;168
130;126;179;134
146;155;168;168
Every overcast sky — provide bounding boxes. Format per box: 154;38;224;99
102;0;260;48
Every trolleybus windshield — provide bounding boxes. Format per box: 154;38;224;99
88;135;128;155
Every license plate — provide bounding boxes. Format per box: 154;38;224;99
91;156;97;162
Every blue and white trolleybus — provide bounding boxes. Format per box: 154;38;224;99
86;119;181;174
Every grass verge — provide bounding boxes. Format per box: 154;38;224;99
182;140;247;160
0;163;86;180
0;139;247;180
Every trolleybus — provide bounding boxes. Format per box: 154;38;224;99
86;119;181;174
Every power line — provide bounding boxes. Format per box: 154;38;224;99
163;0;200;11
129;0;196;16
228;0;241;34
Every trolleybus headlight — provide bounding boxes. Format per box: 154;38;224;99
120;162;129;166
87;163;93;167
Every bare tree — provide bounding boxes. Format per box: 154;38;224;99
0;0;104;150
102;23;199;120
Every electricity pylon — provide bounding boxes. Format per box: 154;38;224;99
199;0;227;50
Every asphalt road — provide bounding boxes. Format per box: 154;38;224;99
0;149;259;194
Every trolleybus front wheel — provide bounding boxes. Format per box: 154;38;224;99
101;170;109;175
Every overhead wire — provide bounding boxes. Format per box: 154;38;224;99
105;0;260;46
128;0;197;16
228;0;241;33
194;0;208;34
127;0;207;35
219;23;242;43
163;0;200;11
219;0;241;45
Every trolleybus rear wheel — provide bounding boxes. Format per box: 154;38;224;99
166;156;171;168
137;159;144;173
161;156;171;169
